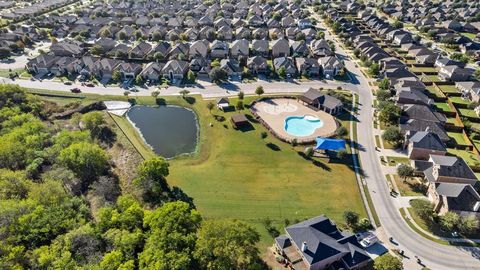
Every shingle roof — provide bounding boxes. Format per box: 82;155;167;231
409;131;446;152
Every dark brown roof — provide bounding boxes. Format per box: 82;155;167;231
231;114;249;124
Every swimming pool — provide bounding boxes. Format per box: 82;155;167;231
284;115;324;137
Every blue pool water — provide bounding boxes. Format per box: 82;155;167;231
284;115;323;137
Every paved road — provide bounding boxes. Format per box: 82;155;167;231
316;18;480;270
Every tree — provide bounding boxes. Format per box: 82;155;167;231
343;211;359;227
392;19;403;29
396;164;414;181
59;142;109;182
335;126;348;138
378;78;390;91
209;67;227;84
474;68;480;81
135;74;144;86
410;199;434;221
458;215;479;235
255;86;264;96
186;70;196;83
379;102;401;125
376;90;392;102
440;212;460;231
236;100;244;110
118;31;128;41
81;112;105;133
374;253;403;270
451;53;469;63
112;70;122;82
90;45;104;56
368;62;380;77
206;102;215;114
133;157;170;203
238;91;244;100
382;127;402;146
277;67;286;79
140;201;201;270
179;90;190;100
0;47;11;59
151;90;160;101
194;219;261;270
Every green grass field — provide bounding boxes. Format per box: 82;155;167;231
167;95;366;249
447;131;468;146
437;85;459;94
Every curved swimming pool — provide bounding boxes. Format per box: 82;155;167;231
284;115;324;137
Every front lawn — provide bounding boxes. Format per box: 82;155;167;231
385;156;410;166
447;148;480;167
450;96;472;106
391;174;426;197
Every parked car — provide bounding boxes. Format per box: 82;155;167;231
64;81;72;85
70;88;81;93
360;235;378;248
85;82;94;87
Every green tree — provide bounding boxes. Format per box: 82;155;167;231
59;142;109;182
378;78;390;91
194;219;261;270
209;67;227;84
335;126;348;138
458;215;479;235
187;70;196;83
440;212;460;231
238;91;244;100
0;169;29;200
374;253;403;270
255;86;264;96
410;199;434;221
139;201;201;270
236;100;244;110
368;62;380;77
382;127;403;146
179;89;190;100
133;157;170;203
379;102;401;125
277;67;286;79
206;102;215;114
81;112;105;132
474;68;480;81
396;164;414;181
112;70;122;82
376;90;392;102
343;211;359;227
135;75;144;85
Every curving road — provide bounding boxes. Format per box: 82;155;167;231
316;19;480;270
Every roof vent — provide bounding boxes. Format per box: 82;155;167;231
301;241;308;252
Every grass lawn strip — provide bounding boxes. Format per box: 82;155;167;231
391;175;424;197
385;156;410;166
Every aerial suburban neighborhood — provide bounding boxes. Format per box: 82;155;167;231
0;0;480;269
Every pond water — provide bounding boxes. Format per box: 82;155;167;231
127;105;199;158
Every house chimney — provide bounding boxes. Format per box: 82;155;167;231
301;241;308;252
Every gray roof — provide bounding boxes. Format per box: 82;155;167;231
409;131;446;152
400;119;449;142
426;155;478;182
401;104;446;123
285;215;370;266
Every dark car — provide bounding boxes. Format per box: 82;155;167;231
85;82;94;87
70;88;81;93
64;81;72;85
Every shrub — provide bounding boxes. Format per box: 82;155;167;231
343;210;359;228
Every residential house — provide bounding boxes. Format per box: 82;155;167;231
309;39;333;57
162;60;189;82
247;56;269;74
128;41;152;59
210;40;229;59
50;40;83;57
275;215;371;270
271;38;290;58
296;58;320;77
140;62;164;83
405;131;447;161
252;39;269;58
26;54;58;75
430;183;480;216
438;65;473;82
220;59;242;80
230;39;249;59
92;58;121;82
318;56;343;79
456;81;480;102
116;62;142;79
291;41;309;58
273;57;297;78
189;40;210;60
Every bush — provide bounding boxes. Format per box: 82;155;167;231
343;210;359;228
260;132;268;139
411;199;434;221
382;127;403;146
335;126;348;138
396;164;414;181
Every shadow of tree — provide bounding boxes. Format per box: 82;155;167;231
266;142;281;151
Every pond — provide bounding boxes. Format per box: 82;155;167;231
127;105;199;158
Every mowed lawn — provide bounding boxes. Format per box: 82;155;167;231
167;95;366;248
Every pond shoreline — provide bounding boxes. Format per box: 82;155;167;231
125;104;200;159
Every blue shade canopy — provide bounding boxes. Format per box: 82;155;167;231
315;137;346;151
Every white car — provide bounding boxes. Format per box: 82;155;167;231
360;235;378;248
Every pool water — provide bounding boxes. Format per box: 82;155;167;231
127;105;198;158
284;115;323;137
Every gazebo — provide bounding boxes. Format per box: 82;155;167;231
231;114;250;129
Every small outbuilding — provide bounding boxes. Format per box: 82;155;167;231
216;97;230;110
231;114;250;129
299;88;343;115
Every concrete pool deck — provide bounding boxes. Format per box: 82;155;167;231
251;98;338;143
